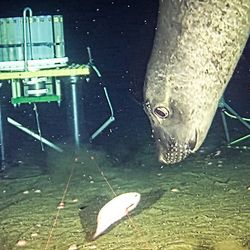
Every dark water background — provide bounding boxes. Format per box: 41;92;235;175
0;0;249;162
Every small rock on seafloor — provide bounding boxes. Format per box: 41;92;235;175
16;239;28;247
68;244;78;250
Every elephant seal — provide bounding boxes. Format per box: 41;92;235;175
144;0;250;164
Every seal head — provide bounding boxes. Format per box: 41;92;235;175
144;96;202;165
144;0;250;164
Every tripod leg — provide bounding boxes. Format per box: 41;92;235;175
220;108;230;143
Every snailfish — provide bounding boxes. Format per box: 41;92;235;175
92;192;141;240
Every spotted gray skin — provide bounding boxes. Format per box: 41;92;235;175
144;0;250;164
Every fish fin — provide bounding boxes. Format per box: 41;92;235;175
125;208;129;215
92;232;98;240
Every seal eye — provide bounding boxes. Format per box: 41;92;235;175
154;106;169;119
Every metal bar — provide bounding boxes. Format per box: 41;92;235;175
230;134;250;145
0;103;6;170
71;82;80;153
0;65;90;80
7;117;63;153
104;87;114;117
23;7;33;71
11;95;60;104
219;96;250;146
90;87;115;140
90;117;115;141
220;109;230;143
223;102;250;130
33;103;44;151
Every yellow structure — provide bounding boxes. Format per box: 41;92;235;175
0;64;90;80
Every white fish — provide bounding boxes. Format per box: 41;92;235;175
92;192;141;240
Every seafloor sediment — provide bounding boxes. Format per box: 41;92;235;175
0;143;249;250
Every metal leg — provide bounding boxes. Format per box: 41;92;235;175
219;97;250;146
220;108;230;143
0;102;6;171
70;76;80;154
223;102;250;130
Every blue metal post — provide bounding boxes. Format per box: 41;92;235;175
0;100;8;171
70;76;80;154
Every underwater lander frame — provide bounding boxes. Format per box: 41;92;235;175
219;96;250;147
0;7;115;170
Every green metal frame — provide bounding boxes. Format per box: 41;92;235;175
0;64;91;105
11;95;61;104
219;97;250;146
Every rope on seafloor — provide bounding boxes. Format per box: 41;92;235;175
44;158;76;250
88;155;156;250
44;154;155;250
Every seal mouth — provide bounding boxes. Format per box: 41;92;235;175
159;144;192;164
188;129;198;152
158;130;198;164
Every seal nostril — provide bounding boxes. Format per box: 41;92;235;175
154;106;169;119
188;130;198;151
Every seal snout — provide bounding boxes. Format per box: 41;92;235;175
159;144;191;164
158;129;198;164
